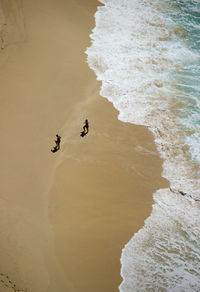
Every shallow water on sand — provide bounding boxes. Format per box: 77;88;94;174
86;0;200;290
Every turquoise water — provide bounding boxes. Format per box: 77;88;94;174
86;0;200;290
169;0;200;163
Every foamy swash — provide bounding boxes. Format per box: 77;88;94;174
86;0;200;291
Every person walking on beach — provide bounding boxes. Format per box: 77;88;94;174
83;119;89;134
55;134;61;150
51;134;61;153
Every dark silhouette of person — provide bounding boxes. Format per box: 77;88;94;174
55;134;61;150
51;134;61;153
83;119;89;133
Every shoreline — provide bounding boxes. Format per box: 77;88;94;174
86;1;200;291
0;0;168;291
49;92;168;291
48;0;169;286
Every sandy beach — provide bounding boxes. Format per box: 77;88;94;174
0;0;168;291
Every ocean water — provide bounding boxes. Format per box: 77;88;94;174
86;0;200;291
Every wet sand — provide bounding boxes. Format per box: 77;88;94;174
49;94;168;292
0;0;168;291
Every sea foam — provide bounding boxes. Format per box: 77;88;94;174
86;0;200;290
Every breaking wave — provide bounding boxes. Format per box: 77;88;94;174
86;0;200;290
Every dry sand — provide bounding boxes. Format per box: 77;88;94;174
0;0;168;291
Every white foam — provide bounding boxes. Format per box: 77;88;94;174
120;189;200;292
86;0;200;290
86;0;200;194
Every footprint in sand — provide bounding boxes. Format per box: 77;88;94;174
0;272;26;292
